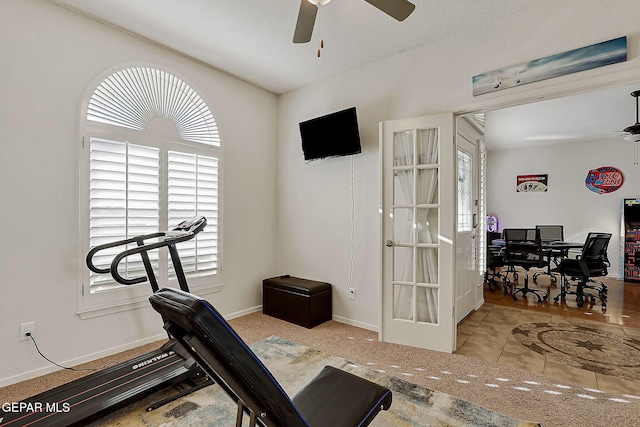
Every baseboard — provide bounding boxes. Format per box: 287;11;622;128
332;315;379;333
226;305;379;332
0;333;167;388
1;307;263;389
225;305;262;320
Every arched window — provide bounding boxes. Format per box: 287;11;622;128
79;66;222;316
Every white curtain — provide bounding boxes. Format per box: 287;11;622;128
392;130;439;324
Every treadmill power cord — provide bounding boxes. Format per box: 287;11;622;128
27;332;98;372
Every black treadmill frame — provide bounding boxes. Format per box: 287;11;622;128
0;216;213;427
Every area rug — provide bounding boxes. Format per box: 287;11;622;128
89;336;540;426
512;322;640;379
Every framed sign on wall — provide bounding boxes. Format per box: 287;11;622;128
516;174;548;192
585;166;624;194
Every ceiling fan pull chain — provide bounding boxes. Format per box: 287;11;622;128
317;5;325;58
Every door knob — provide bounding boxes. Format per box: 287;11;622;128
385;240;394;247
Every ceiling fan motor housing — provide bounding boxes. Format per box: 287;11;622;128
623;90;640;135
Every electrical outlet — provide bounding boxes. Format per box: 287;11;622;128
20;322;35;341
348;288;356;300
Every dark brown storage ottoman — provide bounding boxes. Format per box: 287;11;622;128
262;275;332;328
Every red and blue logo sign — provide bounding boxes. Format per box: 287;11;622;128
585;166;624;194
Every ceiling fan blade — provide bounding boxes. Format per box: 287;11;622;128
363;0;416;21
624;123;640;134
293;0;318;43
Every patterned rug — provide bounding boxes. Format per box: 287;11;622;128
89;336;540;426
512;322;640;379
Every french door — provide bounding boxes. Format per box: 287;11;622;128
380;113;456;353
455;135;479;323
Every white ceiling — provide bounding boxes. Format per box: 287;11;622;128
48;0;551;94
46;0;639;151
484;82;640;151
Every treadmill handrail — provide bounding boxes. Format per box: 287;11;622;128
86;216;207;290
86;232;165;274
109;231;199;286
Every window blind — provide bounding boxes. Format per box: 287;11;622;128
168;151;219;280
87;67;220;147
88;137;160;291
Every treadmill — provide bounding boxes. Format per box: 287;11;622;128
0;216;213;427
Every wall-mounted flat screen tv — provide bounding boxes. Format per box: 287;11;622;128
299;107;362;162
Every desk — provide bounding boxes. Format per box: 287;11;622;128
490;239;583;293
541;241;583;250
491;239;583;250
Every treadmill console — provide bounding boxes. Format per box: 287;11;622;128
172;216;207;234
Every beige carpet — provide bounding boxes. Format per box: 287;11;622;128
2;312;639;427
88;336;540;426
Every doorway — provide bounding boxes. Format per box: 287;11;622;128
478;81;640;327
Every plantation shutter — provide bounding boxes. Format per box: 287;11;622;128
168;151;219;280
87;67;220;147
83;66;221;297
88;138;160;291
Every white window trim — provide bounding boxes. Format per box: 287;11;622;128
77;66;223;319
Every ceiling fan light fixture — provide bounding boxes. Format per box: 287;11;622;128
307;0;332;5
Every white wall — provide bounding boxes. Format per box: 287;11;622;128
277;0;640;328
0;0;278;384
486;139;638;278
4;0;640;385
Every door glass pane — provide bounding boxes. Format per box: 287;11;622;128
393;284;413;320
416;247;438;284
393;247;413;282
416;208;437;244
457;149;473;232
393;208;414;244
394;170;413;205
416;287;438;324
393;131;414;166
417;128;438;164
417;168;438;204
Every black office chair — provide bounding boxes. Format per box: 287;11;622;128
554;232;611;309
503;228;549;303
149;288;392;427
532;225;564;284
584;233;611;295
485;231;506;292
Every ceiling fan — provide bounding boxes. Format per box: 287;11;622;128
622;90;640;142
585;90;640;144
293;0;416;44
590;89;640;165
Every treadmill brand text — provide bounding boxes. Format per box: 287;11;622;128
132;351;175;370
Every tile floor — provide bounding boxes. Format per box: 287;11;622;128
456;303;640;397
